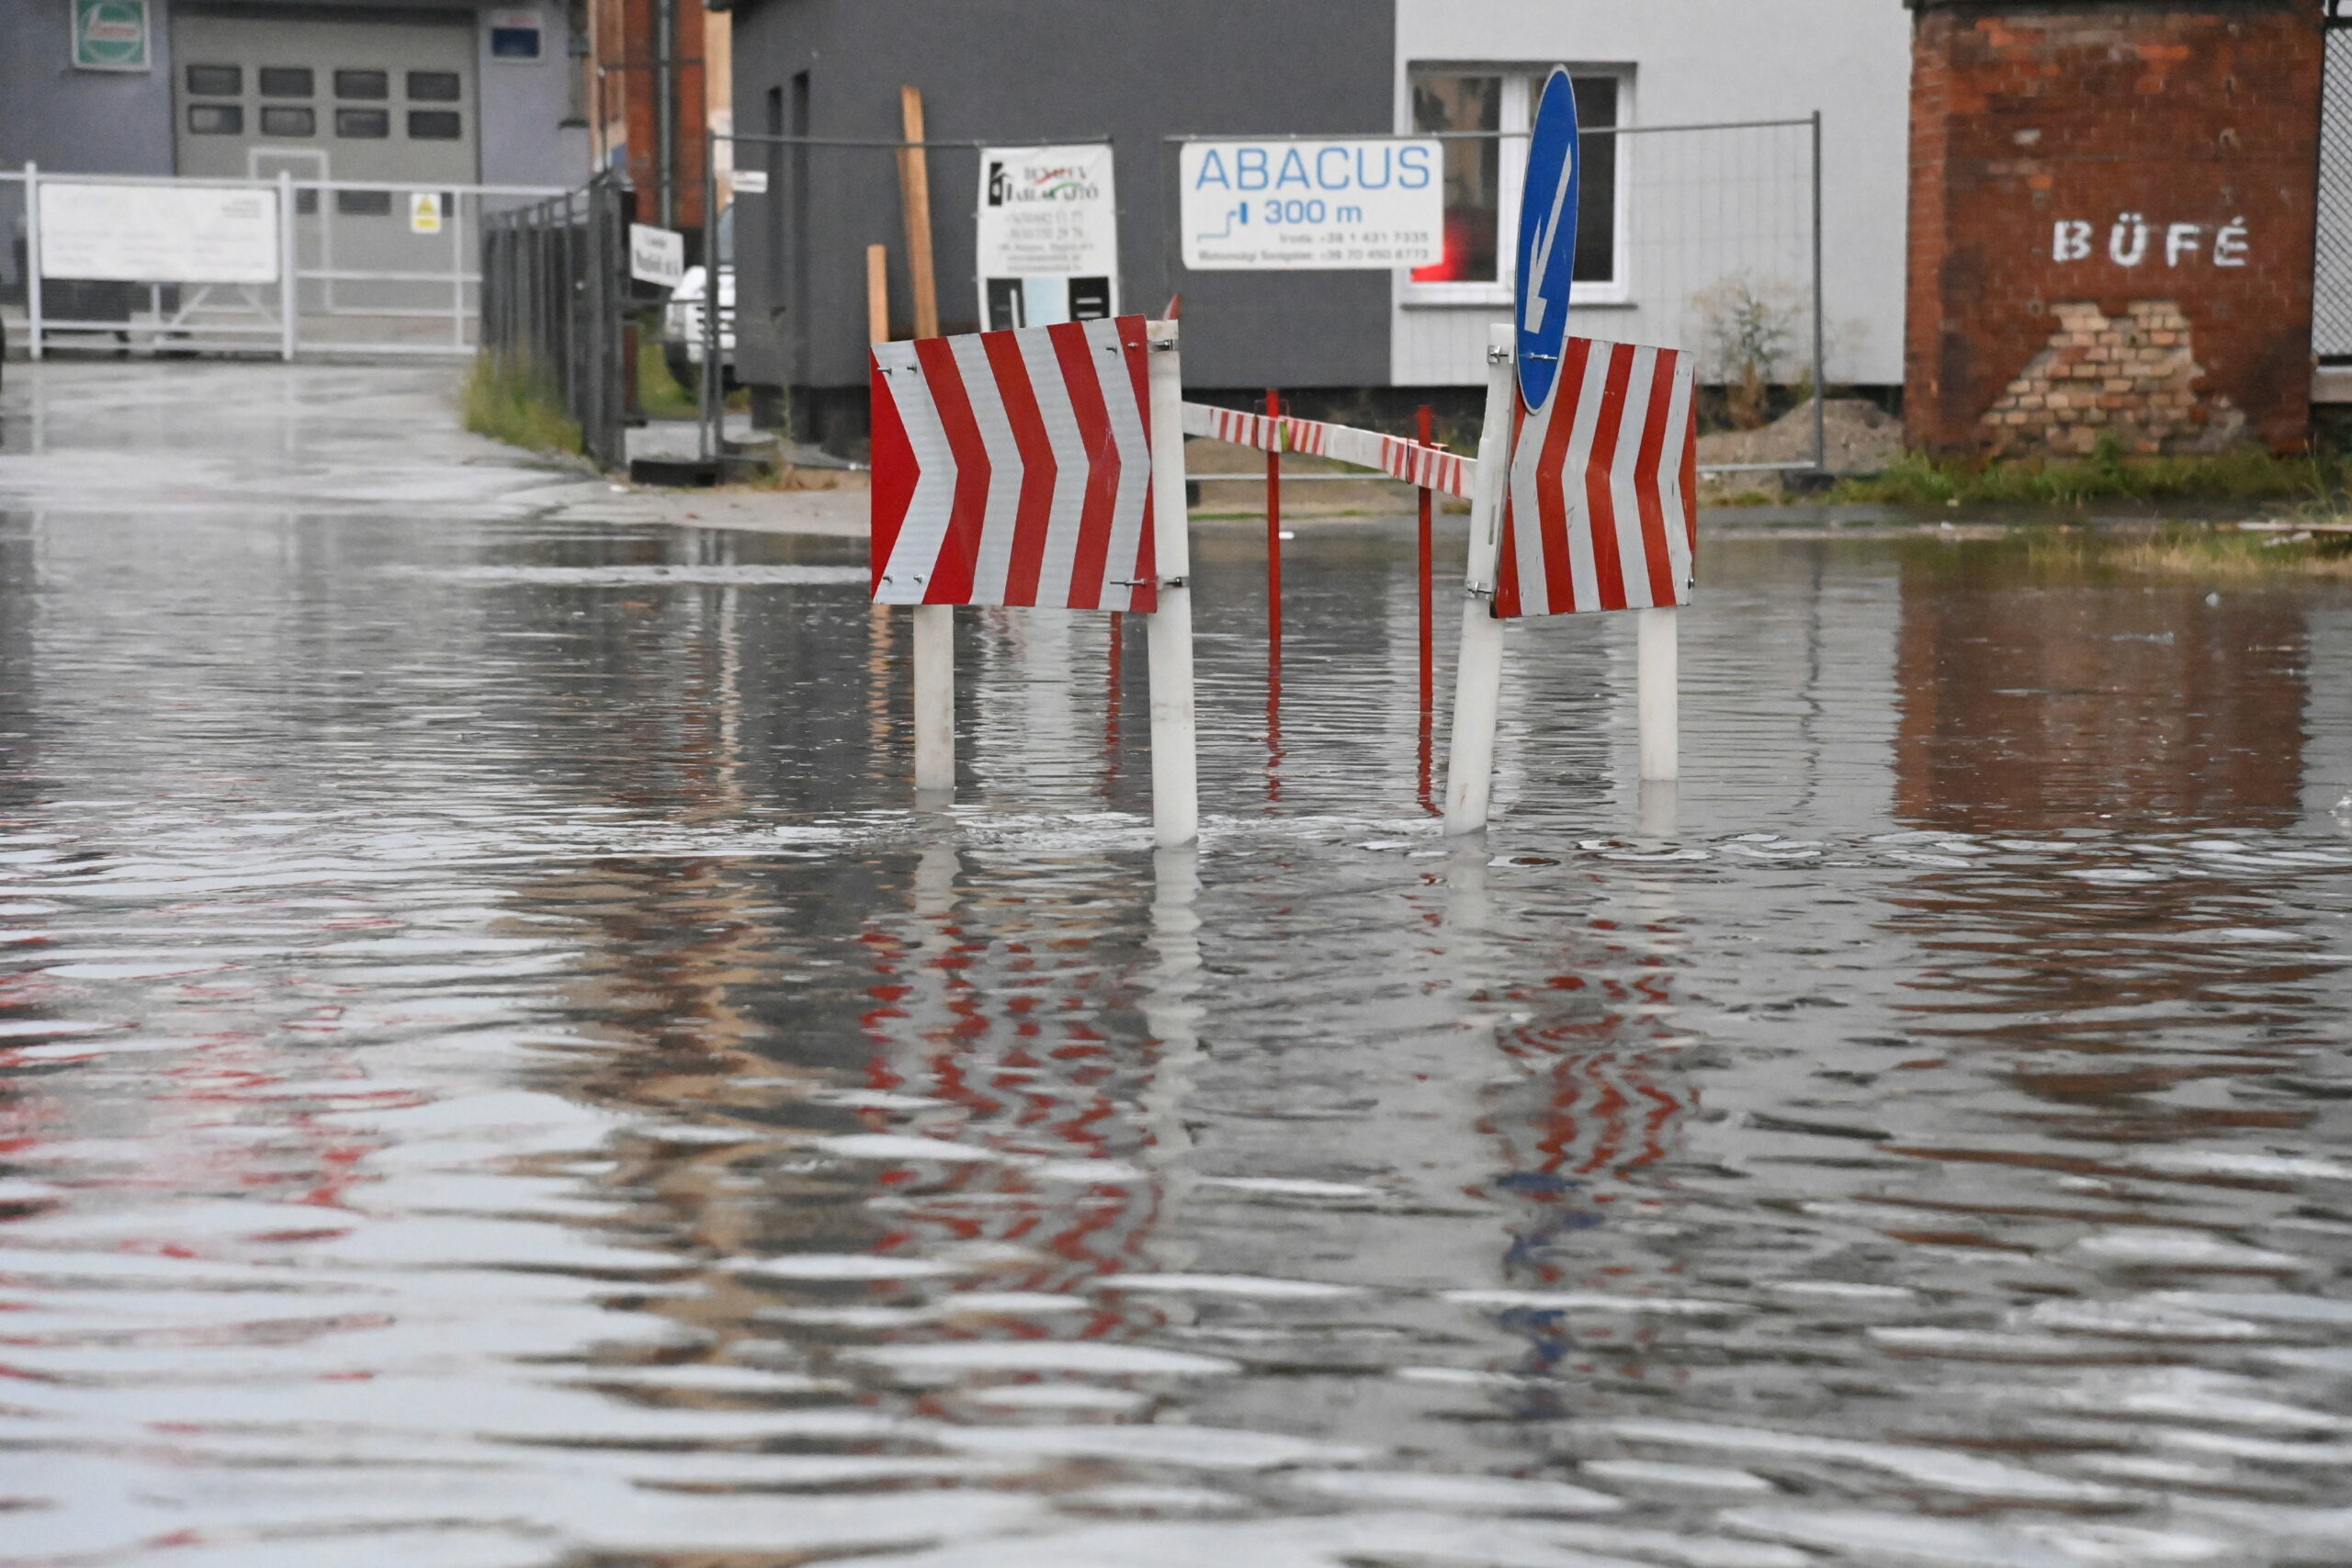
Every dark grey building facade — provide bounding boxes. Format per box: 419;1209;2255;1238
720;0;1395;448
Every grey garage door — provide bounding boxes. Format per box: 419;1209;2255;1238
170;6;480;328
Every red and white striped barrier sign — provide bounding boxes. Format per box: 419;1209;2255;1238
871;315;1159;613
1497;339;1698;619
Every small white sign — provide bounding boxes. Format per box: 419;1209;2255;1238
1179;139;1442;271
977;143;1118;328
731;168;768;195
38;180;278;284
629;221;685;288
408;192;442;234
978;144;1117;278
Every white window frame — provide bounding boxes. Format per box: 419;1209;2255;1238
1398;63;1633;310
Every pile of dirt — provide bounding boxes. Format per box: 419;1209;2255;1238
1698;398;1903;501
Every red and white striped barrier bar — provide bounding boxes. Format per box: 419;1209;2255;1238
1497;339;1698;619
1380;434;1475;499
1179;401;1476;499
1178;401;1283;452
871;315;1159;613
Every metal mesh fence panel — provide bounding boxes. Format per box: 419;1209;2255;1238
480;172;631;468
2316;25;2352;360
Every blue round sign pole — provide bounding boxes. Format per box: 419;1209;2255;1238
1444;69;1583;834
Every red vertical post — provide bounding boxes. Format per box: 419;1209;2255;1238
1415;402;1437;814
1265;388;1283;657
1416;403;1435;717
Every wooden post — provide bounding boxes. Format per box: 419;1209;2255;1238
1442;324;1518;835
896;86;940;340
1145;321;1199;849
865;243;889;344
1637;606;1679;782
912;604;954;795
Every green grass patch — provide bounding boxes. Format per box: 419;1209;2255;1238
460;356;582;457
2021;523;2352;581
637;345;698;421
1826;438;2344;508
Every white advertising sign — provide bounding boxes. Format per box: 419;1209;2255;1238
629;221;685;287
730;168;767;195
976;144;1119;330
38;180;279;284
1179;139;1442;271
978;145;1117;277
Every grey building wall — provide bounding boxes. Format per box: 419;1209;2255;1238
726;0;1394;423
468;4;589;189
0;0;181;177
2;0;583;289
0;0;179;289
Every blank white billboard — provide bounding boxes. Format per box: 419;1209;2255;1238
39;181;281;285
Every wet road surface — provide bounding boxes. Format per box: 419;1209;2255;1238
4;363;2351;1568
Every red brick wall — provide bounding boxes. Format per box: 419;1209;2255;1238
1905;2;2325;457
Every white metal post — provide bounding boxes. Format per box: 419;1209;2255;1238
23;163;41;362
277;171;297;361
449;189;466;351
1637;605;1679;781
1144;319;1200;850
1442;323;1518;835
911;604;954;795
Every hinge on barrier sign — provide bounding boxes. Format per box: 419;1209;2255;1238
1486;343;1512;365
1465;584;1495;600
1148;338;1177;352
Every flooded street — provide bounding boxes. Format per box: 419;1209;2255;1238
4;362;2352;1568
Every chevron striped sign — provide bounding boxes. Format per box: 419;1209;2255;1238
870;314;1159;612
1496;338;1699;619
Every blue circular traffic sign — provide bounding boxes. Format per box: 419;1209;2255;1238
1513;69;1582;409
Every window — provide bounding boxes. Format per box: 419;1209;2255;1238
336;107;389;139
260;106;315;137
407;109;461;140
336;189;393;217
488;22;540;60
335;69;388;99
258;67;313;97
406;71;460;101
187;103;243;135
1405;67;1624;305
185;63;240;96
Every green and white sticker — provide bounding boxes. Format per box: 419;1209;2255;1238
72;0;151;71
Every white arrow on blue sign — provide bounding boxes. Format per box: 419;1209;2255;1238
1513;68;1582;409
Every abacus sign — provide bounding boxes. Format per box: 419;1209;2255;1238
1179;139;1442;271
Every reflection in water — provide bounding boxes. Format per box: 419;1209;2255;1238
3;370;2351;1566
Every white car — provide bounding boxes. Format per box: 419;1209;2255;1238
662;203;735;389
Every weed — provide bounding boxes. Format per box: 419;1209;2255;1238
460;356;581;456
1827;443;2344;507
636;347;698;421
2020;524;2352;581
1692;276;1800;431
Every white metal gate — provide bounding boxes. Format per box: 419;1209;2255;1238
2;164;566;360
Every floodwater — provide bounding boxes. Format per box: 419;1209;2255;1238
3;364;2351;1568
